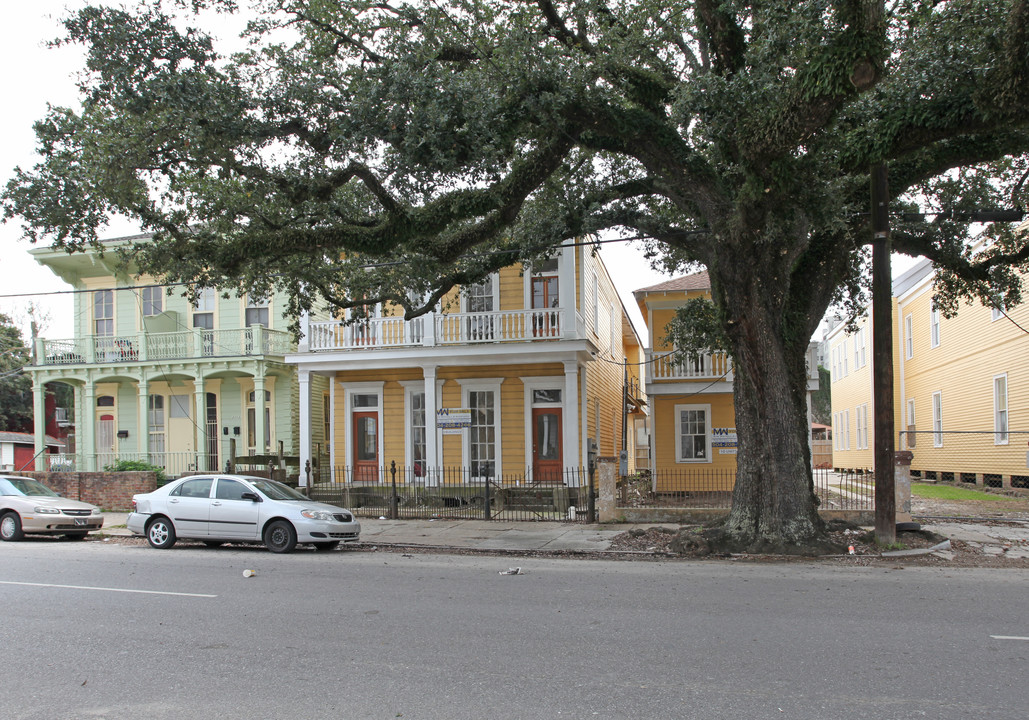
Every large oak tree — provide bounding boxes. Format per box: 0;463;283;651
5;1;1029;548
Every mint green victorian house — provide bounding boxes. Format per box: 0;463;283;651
25;233;314;476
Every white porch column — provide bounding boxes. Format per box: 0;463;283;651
559;242;577;338
563;360;581;484
82;380;96;471
423;365;439;477
254;373;267;454
193;374;207;472
329;377;336;475
32;379;46;470
138;374;150;462
298;368;311;487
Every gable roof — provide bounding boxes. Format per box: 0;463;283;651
0;431;64;448
634;271;710;294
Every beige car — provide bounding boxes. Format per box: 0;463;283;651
0;475;104;541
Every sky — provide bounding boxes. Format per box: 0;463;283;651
0;1;679;345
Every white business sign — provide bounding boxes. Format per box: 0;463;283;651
437;408;472;435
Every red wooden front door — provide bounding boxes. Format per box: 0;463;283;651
353;411;379;482
532;407;563;483
531;276;560;337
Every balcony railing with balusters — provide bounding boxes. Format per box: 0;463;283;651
647;349;734;381
307;308;568;351
35;326;292;366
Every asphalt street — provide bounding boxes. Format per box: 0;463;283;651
2;539;1027;720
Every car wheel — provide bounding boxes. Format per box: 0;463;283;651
203;541;225;548
313;541;339;551
264;520;297;554
64;532;89;540
0;512;24;541
145;517;177;549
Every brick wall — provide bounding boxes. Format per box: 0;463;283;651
23;472;158;511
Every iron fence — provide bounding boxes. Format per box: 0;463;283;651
308;464;597;522
899;430;1029;489
615;468;874;512
44;451;207;478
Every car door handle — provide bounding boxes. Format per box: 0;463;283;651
212;501;222;506
169;498;179;504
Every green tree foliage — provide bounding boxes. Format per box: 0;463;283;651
4;1;1029;547
0;313;32;432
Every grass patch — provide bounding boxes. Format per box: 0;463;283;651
911;483;1015;502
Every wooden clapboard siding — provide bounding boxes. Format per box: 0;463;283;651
826;315;874;469
898;270;1029;477
498;265;523;312
651;393;736;481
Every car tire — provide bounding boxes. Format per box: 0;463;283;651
64;532;89;540
0;512;24;541
203;541;225;548
264;520;297;554
146;517;177;549
313;541;339;551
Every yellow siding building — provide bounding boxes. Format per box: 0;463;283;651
828;248;1029;489
288;242;644;487
634;271;821;492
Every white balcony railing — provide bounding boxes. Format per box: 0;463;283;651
36;327;292;366
307;308;566;351
648;350;734;381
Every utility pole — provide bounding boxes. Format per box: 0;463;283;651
871;163;896;544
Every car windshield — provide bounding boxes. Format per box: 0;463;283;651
249;478;308;501
0;477;60;497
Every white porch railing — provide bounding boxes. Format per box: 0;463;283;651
307;308;565;351
36;327;292;366
648;349;734;381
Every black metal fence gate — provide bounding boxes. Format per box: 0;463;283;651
308;463;598;522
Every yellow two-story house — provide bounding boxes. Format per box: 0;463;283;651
288;242;645;488
634;271;821;492
828;248;1029;489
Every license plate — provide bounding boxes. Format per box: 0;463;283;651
74;518;88;526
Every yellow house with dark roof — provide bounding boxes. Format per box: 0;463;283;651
634;271;821;492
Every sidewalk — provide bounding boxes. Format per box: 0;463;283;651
97;512;1029;558
99;513;636;552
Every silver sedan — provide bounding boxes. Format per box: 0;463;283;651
0;475;104;541
127;474;361;553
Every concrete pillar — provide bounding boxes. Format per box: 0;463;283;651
298;368;311;487
596;456;619;522
895;450;913;523
32;379;46;470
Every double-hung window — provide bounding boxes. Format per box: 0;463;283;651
932;392;943;447
994;375;1008;445
675;404;711;463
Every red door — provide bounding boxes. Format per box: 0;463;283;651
531;276;560;337
532;407;563;484
353;411;379;482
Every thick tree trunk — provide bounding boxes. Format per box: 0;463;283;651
715;267;822;549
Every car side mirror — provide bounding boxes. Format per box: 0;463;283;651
240;492;262;502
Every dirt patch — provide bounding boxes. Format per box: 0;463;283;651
608;488;1029;567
